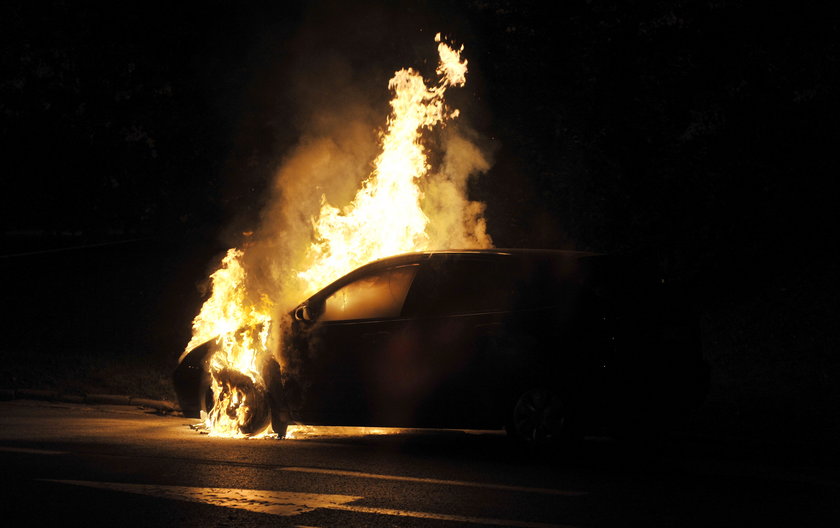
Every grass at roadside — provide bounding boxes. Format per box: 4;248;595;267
0;348;177;402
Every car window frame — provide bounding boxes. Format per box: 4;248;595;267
402;254;524;318
310;263;421;324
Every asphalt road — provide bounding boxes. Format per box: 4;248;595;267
0;400;837;527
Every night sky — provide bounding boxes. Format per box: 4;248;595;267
2;1;838;438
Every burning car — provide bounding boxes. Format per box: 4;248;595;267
175;249;709;444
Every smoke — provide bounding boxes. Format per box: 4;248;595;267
242;125;493;303
238;119;379;342
182;1;498;436
423;126;493;249
218;35;494;372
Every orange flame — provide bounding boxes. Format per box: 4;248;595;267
186;35;488;437
296;33;468;294
184;249;273;437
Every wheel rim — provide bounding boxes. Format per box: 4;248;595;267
513;389;566;445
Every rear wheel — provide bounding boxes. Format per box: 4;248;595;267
510;388;577;448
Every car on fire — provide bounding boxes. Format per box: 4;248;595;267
175;250;709;444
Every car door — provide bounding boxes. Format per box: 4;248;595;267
293;263;420;425
400;255;520;428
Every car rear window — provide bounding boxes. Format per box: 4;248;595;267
321;264;419;322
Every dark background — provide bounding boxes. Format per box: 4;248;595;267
1;1;838;445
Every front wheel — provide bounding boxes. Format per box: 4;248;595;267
206;368;272;436
201;359;289;437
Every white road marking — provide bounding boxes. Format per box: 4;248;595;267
40;480;360;516
280;466;587;496
0;446;66;455
42;480;579;527
330;503;579;528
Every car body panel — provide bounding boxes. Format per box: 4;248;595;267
175;249;709;433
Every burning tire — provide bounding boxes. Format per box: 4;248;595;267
208;368;271;436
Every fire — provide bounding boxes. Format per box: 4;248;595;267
185;34;488;437
296;33;468;293
185;249;273;437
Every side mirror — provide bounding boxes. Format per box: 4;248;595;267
294;305;313;322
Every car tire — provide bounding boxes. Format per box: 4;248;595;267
510;388;577;449
205;367;272;436
200;359;289;438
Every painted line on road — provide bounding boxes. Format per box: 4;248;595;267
41;480;579;528
280;466;587;496
0;446;66;455
39;480;360;516
329;503;578;528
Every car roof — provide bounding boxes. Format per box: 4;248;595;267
350;248;600;272
429;248;599;258
371;247;596;258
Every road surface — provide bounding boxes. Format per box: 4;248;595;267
0;400;837;526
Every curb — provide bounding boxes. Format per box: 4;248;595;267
15;389;57;401
85;394;131;406
1;388;180;414
130;398;178;412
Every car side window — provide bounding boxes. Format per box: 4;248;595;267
320;265;419;322
405;258;518;316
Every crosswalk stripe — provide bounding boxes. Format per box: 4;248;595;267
41;479;579;527
280;466;587;496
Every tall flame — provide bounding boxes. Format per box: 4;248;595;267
296;33;468;293
186;35;484;437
